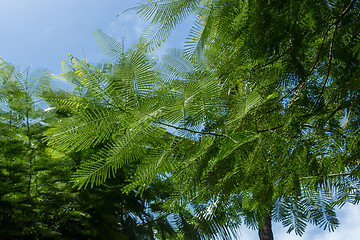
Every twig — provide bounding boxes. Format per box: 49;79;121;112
136;190;204;227
343;106;352;129
137;109;238;143
302;124;332;133
136;211;171;227
256;124;345;136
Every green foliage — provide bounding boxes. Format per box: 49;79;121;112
123;0;360;237
25;0;360;239
49;22;360;239
120;0;200;51
45;29;249;238
0;59;65;238
0;58;199;239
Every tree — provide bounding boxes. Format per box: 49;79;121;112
46;0;360;239
0;59;71;238
126;0;360;239
44;35;212;239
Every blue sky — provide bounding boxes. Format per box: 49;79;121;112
1;1;359;239
240;203;360;240
0;0;191;74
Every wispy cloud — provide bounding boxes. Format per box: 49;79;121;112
105;12;146;47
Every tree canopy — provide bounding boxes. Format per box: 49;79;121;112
1;0;360;239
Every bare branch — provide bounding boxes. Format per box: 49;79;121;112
338;0;357;20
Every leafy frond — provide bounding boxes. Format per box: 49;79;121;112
184;1;217;58
45;107;125;152
225;89;264;131
107;48;157;108
43;88;89;110
129;49;157;98
278;197;308;236
94;29;125;61
130;0;200;51
0;58;15;83
191;197;243;240
123;135;182;194
70;56;114;102
72;123;167;189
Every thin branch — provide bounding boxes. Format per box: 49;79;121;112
253;43;295;71
343;106;352;129
338;0;357;20
136;190;204;227
256;125;283;133
156;121;239;143
302;124;336;133
256;124;344;136
157;121;220;136
280;25;332;101
281;0;356;101
137;109;239;142
301;172;352;180
136;211;171;227
312;24;338;110
304;123;349;139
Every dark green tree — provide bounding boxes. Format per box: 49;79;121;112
0;57;198;239
0;58;64;238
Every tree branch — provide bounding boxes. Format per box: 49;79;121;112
256;124;343;135
136;190;204;228
343;106;352;129
302;124;334;133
